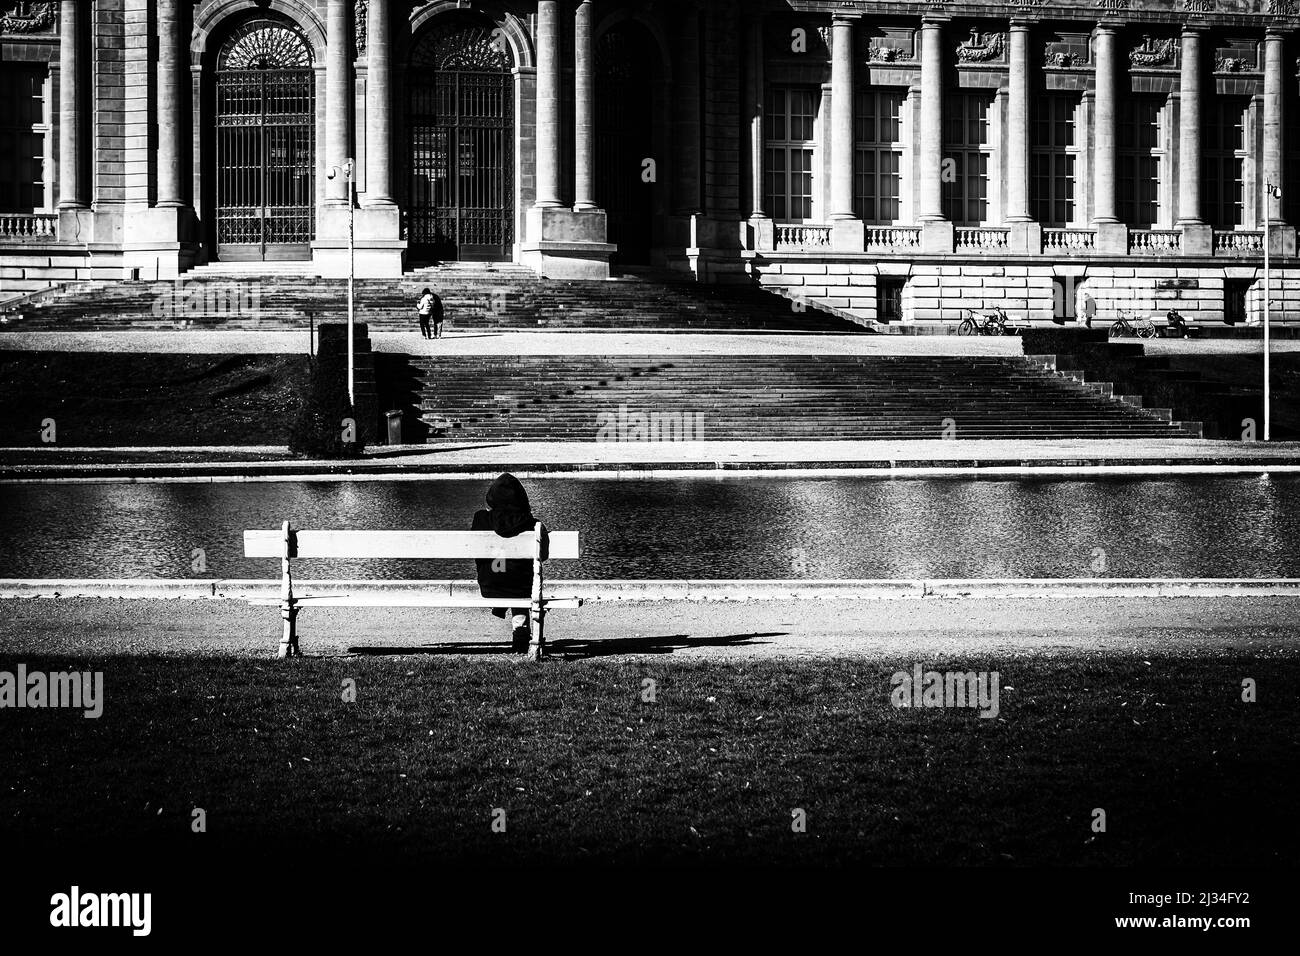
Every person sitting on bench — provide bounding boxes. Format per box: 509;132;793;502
472;473;549;653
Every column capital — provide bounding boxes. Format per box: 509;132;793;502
1094;20;1124;35
1180;25;1204;38
1010;18;1035;31
831;12;861;24
1264;28;1290;41
920;15;949;27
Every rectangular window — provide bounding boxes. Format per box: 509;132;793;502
765;87;819;222
0;63;46;212
853;89;903;224
1118;96;1163;228
1205;98;1247;230
877;277;905;323
1031;95;1078;227
943;92;992;225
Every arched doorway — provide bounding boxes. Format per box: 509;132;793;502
212;18;316;261
406;15;515;263
596;22;657;265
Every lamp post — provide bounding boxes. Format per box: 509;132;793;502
328;159;357;407
1263;182;1281;442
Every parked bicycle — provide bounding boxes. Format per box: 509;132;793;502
957;308;1008;336
1110;309;1158;339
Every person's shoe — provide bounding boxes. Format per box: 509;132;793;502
511;614;530;653
511;626;531;653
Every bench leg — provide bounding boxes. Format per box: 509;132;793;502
279;603;300;659
526;607;545;662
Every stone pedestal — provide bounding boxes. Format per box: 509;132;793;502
920;220;954;255
57;208;95;245
120;207;200;279
1268;225;1297;257
750;216;774;252
312;206;406;278
1009;221;1042;255
1095;222;1129;256
521;207;614;279
1180;222;1213;257
832;219;865;253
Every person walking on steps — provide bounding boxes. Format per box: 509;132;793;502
417;287;435;339
430;288;445;339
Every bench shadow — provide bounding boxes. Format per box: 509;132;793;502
345;631;784;659
550;631;783;659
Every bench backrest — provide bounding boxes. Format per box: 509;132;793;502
244;525;579;561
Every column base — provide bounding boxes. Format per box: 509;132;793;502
521;206;614;279
920;220;954;255
313;206;407;278
1178;222;1212;256
831;218;865;252
1008;221;1042;254
1267;225;1297;257
1094;221;1129;255
57;208;94;245
125;205;199;246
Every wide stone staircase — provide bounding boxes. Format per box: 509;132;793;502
0;264;858;334
411;354;1199;441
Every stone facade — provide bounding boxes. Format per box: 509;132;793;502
0;0;1298;326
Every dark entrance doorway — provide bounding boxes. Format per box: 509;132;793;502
213;19;315;261
406;16;515;262
596;22;657;265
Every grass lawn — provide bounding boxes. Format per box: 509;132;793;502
2;650;1294;868
0;352;308;447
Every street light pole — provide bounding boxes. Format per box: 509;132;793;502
1264;182;1280;442
327;161;357;407
346;158;356;409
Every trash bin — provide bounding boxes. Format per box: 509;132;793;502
386;409;403;446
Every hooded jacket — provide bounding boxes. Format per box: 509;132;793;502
472;473;548;601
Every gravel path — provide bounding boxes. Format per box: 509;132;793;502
2;595;1295;660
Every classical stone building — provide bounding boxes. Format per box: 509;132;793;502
2;0;1299;325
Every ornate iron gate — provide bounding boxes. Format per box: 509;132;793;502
215;20;315;261
407;19;514;262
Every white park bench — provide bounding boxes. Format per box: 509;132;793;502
243;521;582;660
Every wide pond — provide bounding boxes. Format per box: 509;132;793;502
0;475;1296;579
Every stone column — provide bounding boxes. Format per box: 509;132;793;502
574;0;596;210
522;0;610;278
918;18;945;222
1177;27;1204;225
1263;30;1285;224
156;0;184;207
1177;27;1211;253
745;14;771;249
365;0;393;205
534;0;562;208
57;0;85;210
325;0;351;205
1092;23;1118;224
917;17;951;253
1262;30;1295;255
830;15;863;250
1006;19;1040;253
1006;21;1031;223
1092;22;1127;254
829;16;856;220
